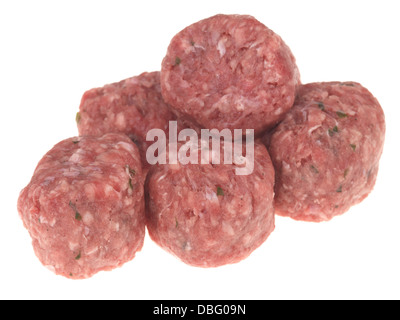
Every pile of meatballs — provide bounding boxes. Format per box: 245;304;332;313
18;15;385;279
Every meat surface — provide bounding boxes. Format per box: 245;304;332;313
161;14;300;135
17;133;145;279
268;82;386;222
146;140;275;267
77;72;178;167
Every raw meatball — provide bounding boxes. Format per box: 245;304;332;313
17;133;145;279
268;82;385;222
77;72;177;167
161;14;300;135
146;140;275;267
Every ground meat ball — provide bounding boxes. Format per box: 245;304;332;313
161;14;300;135
17;133;145;279
268;82;386;222
146;140;275;267
77;72;178;167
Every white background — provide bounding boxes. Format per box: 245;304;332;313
1;0;399;300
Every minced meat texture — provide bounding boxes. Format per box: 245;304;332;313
17;133;145;279
268;82;385;222
161;14;300;135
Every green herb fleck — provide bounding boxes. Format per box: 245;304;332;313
175;57;182;66
76;112;81;124
340;82;355;87
328;126;339;137
350;144;357;151
310;165;319;174
69;201;82;221
344;168;350;178
317;102;325;111
336;111;348;119
126;166;136;178
175;218;179;229
75;252;81;260
336;185;343;193
217;186;224;196
73;140;80;144
190;40;195;46
126;165;136;190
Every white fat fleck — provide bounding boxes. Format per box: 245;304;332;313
242;234;252;246
58;180;70;193
49;217;56;227
126;77;139;86
86;246;99;256
127;186;133;196
217;39;226;57
296;142;307;154
205;190;219;203
84;226;90;236
282;161;292;173
68;241;80;251
250;39;263;49
111;222;120;232
107;93;120;103
117;141;135;154
274;107;283;116
264;59;274;70
104;184;117;197
45;265;56;273
235;100;245;111
184;242;192;252
38;215;49;225
308;125;322;135
156;173;167;183
83;212;94;225
222;222;235;236
124;197;133;206
188;97;205;107
210;30;220;43
115;112;127;130
348;128;363;142
69;152;82;163
184;43;194;54
41;176;55;186
194;43;206;50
